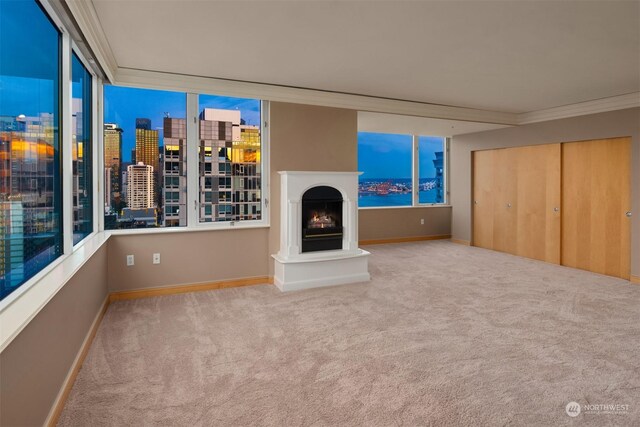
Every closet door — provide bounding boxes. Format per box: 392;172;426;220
514;144;561;263
492;148;518;255
562;138;631;279
473;150;495;249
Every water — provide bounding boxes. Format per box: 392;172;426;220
358;177;443;207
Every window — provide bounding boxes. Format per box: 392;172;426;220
418;136;446;204
72;54;93;244
357;132;413;207
0;0;62;299
103;86;187;229
103;88;265;228
198;94;262;222
357;132;448;208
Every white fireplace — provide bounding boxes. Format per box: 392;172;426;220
272;171;370;291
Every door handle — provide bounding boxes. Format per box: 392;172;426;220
506;203;512;208
553;207;560;212
626;211;632;218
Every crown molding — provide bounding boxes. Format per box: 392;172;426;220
518;92;640;125
63;0;117;83
114;67;519;125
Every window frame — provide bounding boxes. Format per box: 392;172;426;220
0;0;100;309
357;133;450;210
99;85;270;235
69;44;98;247
416;135;450;207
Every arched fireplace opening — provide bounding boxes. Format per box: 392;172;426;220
301;186;343;253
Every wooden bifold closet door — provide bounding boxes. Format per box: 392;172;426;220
561;137;631;280
473;138;631;280
473;144;561;264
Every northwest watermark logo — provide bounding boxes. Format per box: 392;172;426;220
566;402;581;417
566;401;630;417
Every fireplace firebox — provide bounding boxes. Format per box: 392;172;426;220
301;186;343;253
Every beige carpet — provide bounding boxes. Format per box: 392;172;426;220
59;241;640;426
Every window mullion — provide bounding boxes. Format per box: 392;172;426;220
186;93;199;227
444;137;450;204
261;101;270;225
412;134;419;207
96;80;104;231
61;32;73;254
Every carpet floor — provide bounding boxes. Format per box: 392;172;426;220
58;241;640;426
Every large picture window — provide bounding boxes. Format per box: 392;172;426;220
103;86;187;229
198;95;262;222
357;132;447;208
418;136;446;204
103;88;264;228
0;0;62;299
72;53;93;244
357;132;413;207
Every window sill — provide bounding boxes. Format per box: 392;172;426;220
358;204;452;210
104;221;270;237
0;232;110;353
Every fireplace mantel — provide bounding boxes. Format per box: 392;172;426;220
272;171;370;291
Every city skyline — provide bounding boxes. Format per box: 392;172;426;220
103;89;263;228
103;86;261;163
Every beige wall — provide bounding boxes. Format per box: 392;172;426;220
268;102;358;275
359;207;451;240
450;107;640;276
107;229;269;292
107;101;452;285
0;245;108;426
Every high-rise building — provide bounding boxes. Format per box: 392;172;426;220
0;198;25;290
198;108;261;222
126;162;155;210
135;118;160;211
162;117;187;227
433;151;444;203
135;118;151;130
103;123;123;206
135;118;159;172
0;114;61;290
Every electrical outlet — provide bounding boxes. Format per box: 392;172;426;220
126;255;134;266
153;253;161;264
420;218;424;225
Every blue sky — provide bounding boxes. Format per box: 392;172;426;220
358;132;444;179
0;0;59;119
104;87;261;162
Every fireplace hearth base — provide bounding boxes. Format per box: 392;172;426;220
273;250;370;292
272;171;370;292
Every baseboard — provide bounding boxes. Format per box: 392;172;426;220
45;296;110;427
359;234;451;246
450;238;471;246
631;275;640;285
108;276;271;302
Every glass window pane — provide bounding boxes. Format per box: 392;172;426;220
198;95;261;223
357;132;412;207
418;136;446;204
0;0;62;300
72;54;92;244
103;86;186;228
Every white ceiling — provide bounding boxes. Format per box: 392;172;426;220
358;112;510;136
91;0;639;114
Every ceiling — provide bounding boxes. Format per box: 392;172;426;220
358;112;510;136
91;0;639;114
